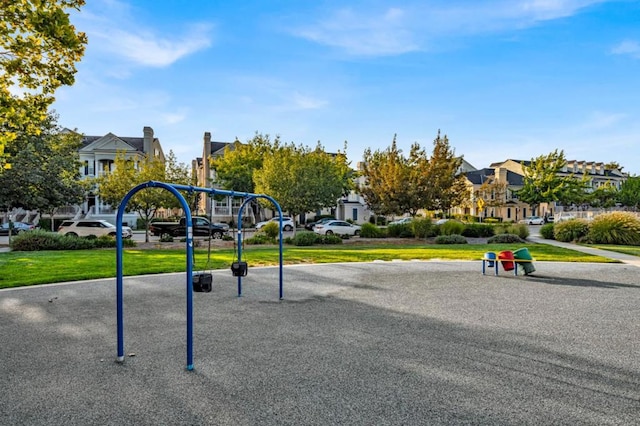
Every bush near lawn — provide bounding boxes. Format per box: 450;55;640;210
439;220;465;236
540;223;555;239
360;222;386;238
461;223;495;238
588;211;640;245
487;233;524;244
434;234;468;244
290;231;343;246
412;218;438;238
387;223;414;238
10;230;136;251
495;223;529;240
554;219;589;242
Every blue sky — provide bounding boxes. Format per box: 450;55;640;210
54;0;640;175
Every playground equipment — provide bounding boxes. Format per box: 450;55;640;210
115;181;285;371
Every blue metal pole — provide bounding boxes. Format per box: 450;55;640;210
185;214;194;371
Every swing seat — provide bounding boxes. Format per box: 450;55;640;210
231;261;248;277
193;272;213;292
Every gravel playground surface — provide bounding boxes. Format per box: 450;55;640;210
1;260;639;425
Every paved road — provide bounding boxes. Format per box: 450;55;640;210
1;261;639;425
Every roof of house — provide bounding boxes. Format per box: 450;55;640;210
465;168;524;186
80;134;149;153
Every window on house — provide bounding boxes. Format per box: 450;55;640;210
507;208;511;219
352;208;358;221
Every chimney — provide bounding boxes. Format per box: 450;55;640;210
203;132;212;185
143;126;153;157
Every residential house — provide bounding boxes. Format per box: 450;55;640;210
459;159;628;222
75;126;165;227
192;132;255;225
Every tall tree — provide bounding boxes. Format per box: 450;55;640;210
588;182;618;209
517;150;582;215
617;176;640;209
254;143;353;219
423;131;466;213
1;0;87;168
360;135;408;216
0;114;85;229
211;133;279;193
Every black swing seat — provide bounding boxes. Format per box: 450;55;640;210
231;261;248;277
193;272;213;292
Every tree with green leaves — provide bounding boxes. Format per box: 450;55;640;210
0;114;85;230
211;133;279;193
361;136;409;217
617;176;640;209
588;182;618;209
253;143;353;220
1;0;87;169
98;152;166;242
422;131;466;213
517;150;585;215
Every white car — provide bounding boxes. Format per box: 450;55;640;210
519;216;545;225
313;220;361;236
255;217;295;231
57;220;133;238
388;217;412;226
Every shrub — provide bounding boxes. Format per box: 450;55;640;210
10;230;135;251
245;234;274;245
386;223;414;238
553;219;589;242
292;231;319;246
360;223;385;238
588;212;640;245
260;221;279;239
159;233;174;242
505;223;529;240
412;218;437;238
539;223;555;240
487;233;524;244
318;234;343;245
439;220;465;236
434;234;468;244
461;223;495;238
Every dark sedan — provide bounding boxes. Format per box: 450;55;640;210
0;222;37;236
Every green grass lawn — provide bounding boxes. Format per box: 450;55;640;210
586;244;640;257
0;242;616;289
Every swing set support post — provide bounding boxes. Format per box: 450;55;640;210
236;195;284;299
115;181;285;372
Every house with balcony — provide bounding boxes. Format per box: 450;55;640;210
192;132;256;225
60;126;165;227
458;159;629;222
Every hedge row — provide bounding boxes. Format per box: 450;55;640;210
10;230;136;251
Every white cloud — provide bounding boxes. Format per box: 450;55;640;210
583;111;628;129
292;0;612;56
76;0;213;68
294;7;419;56
291;92;328;110
94;24;212;68
611;40;640;58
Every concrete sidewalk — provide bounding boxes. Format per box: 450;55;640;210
1;261;639;425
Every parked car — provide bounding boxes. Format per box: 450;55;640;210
305;217;335;231
0;222;37;236
57;220;132;238
255;217;295;231
149;216;227;239
388;217;413;226
313;220;361;236
519;216;545;225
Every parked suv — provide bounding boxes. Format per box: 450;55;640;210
57;220;133;238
